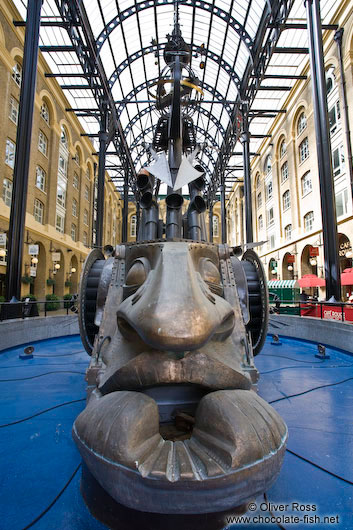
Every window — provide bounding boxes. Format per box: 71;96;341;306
281;161;288;183
267;207;274;226
83;232;88;247
257;192;262;208
74;151;80;165
299;137;309;163
332;145;345;178
35;166;46;192
326;74;334;95
84;185;89;201
212;215;219;237
40;102;50;124
0;237;6;263
72;198;78;217
12;61;22;87
5;139;16;168
336;189;349;218
301;172;312;196
285;224;292;240
58;154;68;177
73;173;79;190
34;199;44;224
282;190;291;211
304;211;314;232
86;167;91;180
265;180;273;201
71;223;77;242
256;174;261;189
2;178;12;207
38;130;48;156
269;235;276;249
84;209;89;226
258;215;263;230
130;215;137;237
328;101;340;135
264;155;272;176
61;127;68;149
279;139;287;158
56;178;66;208
9;96;19;124
297;112;307;136
56;212;65;233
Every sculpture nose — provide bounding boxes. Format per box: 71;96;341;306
117;244;234;351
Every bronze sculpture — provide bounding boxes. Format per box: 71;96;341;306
74;9;287;517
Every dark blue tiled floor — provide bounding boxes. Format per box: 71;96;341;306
0;335;352;529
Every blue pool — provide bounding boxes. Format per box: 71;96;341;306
0;335;352;529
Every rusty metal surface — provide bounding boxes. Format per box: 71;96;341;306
74;241;287;514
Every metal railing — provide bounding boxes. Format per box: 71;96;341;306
269;298;353;323
0;298;78;321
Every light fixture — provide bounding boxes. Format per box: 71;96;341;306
55;263;61;270
31;257;38;264
287;265;293;271
346;250;353;259
71;267;76;273
0;248;6;257
310;258;317;266
271;269;277;275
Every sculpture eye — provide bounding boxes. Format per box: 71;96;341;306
199;258;223;295
125;258;150;287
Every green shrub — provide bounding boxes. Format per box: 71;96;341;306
65;280;72;288
46;278;56;286
63;293;74;309
21;294;37;301
21;275;34;284
45;294;60;311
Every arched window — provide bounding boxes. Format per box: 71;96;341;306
281;161;288;183
304;211;314;232
301;171;312;196
255;173;261;189
12;61;22;87
71;223;77;242
38;130;48;156
282;190;291;211
130;215;137;237
258;214;263;230
2;178;13;207
74;150;80;165
34;199;44;224
60;126;68;149
264;154;272;176
297;112;307;136
35;166;46;192
40;101;50;124
265;180;273;201
299;137;309;163
284;224;292;240
72;198;78;217
279;139;287;158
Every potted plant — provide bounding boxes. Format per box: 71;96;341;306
46;278;56;286
45;294;60;311
21;275;34;285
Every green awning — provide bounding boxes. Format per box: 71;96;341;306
268;280;300;288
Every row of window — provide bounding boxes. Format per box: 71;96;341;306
259;211;314;241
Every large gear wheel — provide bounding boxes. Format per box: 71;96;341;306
241;249;269;356
78;249;105;355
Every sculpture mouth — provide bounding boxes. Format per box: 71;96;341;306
73;388;287;491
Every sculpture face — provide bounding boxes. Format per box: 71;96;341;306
74;242;287;514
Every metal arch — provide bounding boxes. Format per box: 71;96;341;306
108;43;241;92
117;77;233;120
96;0;254;62
122;102;227;142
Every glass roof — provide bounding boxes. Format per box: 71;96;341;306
14;0;339;197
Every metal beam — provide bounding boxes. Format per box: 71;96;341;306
274;47;308;53
241;106;253;243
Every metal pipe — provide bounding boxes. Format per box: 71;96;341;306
165;194;183;238
241;108;253;243
187;196;206;241
220;179;227;243
334;29;353;198
141;201;159;241
122;178;129;242
209;203;214;243
306;0;341;301
96;109;108;247
5;0;42;302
